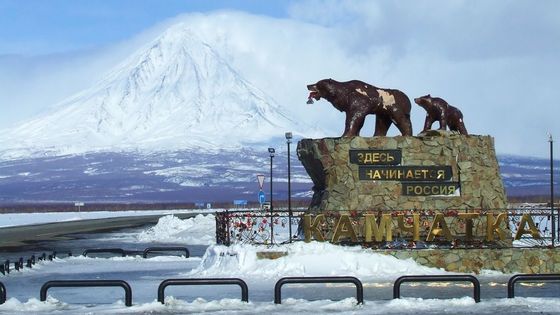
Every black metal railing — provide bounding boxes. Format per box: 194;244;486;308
40;280;133;307
1;247;190;277
0;260;8;275
393;275;481;302
0;282;5;304
81;247;192;258
143;247;190;258
507;273;560;298
82;248;127;257
14;258;23;271
1;273;559;307
157;278;249;303
274;276;364;304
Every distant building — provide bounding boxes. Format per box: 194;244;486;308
233;199;248;209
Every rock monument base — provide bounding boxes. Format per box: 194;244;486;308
297;130;507;212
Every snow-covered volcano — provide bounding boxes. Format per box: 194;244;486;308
0;24;316;159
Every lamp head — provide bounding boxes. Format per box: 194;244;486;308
285;132;293;140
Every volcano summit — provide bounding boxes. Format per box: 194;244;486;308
0;24;317;160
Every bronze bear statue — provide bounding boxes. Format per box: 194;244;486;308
414;94;468;135
307;79;413;137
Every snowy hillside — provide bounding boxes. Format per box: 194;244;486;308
0;25;318;159
0;150;556;203
0;149;313;203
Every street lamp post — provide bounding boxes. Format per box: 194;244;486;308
285;132;293;242
268;147;275;244
550;134;555;246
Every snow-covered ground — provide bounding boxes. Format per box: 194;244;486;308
1;212;559;314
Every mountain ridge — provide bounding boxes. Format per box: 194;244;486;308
0;150;557;203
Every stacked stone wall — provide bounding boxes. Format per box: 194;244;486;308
380;248;560;274
297;131;507;212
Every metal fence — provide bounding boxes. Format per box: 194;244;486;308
274;276;363;304
393;275;480;302
2;274;558;306
216;207;559;248
40;280;133;306
1;247;189;276
216;210;304;245
158;278;249;303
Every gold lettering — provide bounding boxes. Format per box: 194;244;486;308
406;185;414;195
486;213;507;241
397;214;420;241
404;184;458;196
354;151;399;165
429;170;436;179
406;170;414;179
304;214;326;242
426;213;453;241
331;215;358;243
364;214;393;242
437;170;445;179
357;153;364;164
366;169;381;179
514;214;541;240
458;213;480;240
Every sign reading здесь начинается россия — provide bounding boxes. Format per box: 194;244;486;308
350;150;458;196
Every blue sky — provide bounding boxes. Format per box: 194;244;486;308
0;1;559;157
0;0;289;54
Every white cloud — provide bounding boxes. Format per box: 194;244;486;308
0;1;559;157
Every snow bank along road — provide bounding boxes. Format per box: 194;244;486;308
0;212;200;248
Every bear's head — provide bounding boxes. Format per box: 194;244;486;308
414;94;433;109
307;79;338;104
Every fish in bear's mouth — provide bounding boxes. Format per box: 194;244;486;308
306;84;320;104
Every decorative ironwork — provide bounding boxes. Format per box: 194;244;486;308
216;210;303;246
215;207;558;248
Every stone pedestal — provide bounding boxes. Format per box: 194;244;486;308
297;131;507;212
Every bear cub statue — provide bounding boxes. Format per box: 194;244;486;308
414;95;468;135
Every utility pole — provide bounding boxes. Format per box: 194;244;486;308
550;134;555;246
268;147;275;245
285;132;293;242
